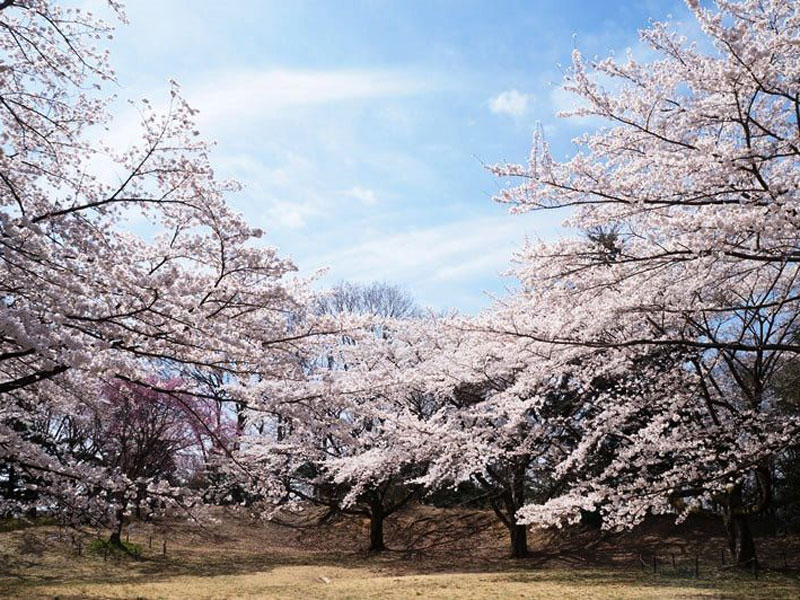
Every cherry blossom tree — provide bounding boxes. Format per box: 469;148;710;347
237;286;429;552
400;320;617;558
69;378;231;547
0;1;317;523
487;0;800;566
380;324;530;558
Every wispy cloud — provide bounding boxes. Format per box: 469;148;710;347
489;89;532;118
309;212;565;309
343;186;379;205
99;67;443;150
96;0;683;313
189;68;440;126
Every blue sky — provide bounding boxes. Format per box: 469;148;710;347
101;0;692;313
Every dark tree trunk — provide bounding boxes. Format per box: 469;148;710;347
720;476;769;568
509;458;529;558
724;513;756;567
109;526;123;548
483;457;531;560
7;465;15;500
369;511;385;552
236;403;247;435
509;523;528;558
109;508;125;548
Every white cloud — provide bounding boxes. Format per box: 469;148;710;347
309;212;565;295
189;68;437;128
343;186;379;205
97;67;442;152
489;89;532;118
211;151;324;230
215;152;310;189
262;198;321;229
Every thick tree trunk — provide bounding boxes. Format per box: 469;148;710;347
369;510;385;552
483;457;531;559
724;513;756;567
109;526;123;548
367;492;387;552
720;476;768;568
509;523;528;558
109;508;125;548
509;458;529;558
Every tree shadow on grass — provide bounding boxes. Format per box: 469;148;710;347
2;511;800;598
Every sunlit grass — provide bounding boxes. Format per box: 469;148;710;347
11;565;800;600
1;516;798;600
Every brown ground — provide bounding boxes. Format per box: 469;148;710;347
0;504;798;599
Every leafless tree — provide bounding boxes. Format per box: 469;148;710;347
315;281;422;319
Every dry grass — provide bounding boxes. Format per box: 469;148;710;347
10;566;800;600
0;506;798;599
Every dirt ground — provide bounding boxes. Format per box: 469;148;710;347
0;505;798;599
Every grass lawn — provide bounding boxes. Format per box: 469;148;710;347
1;509;798;599
9;565;800;600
